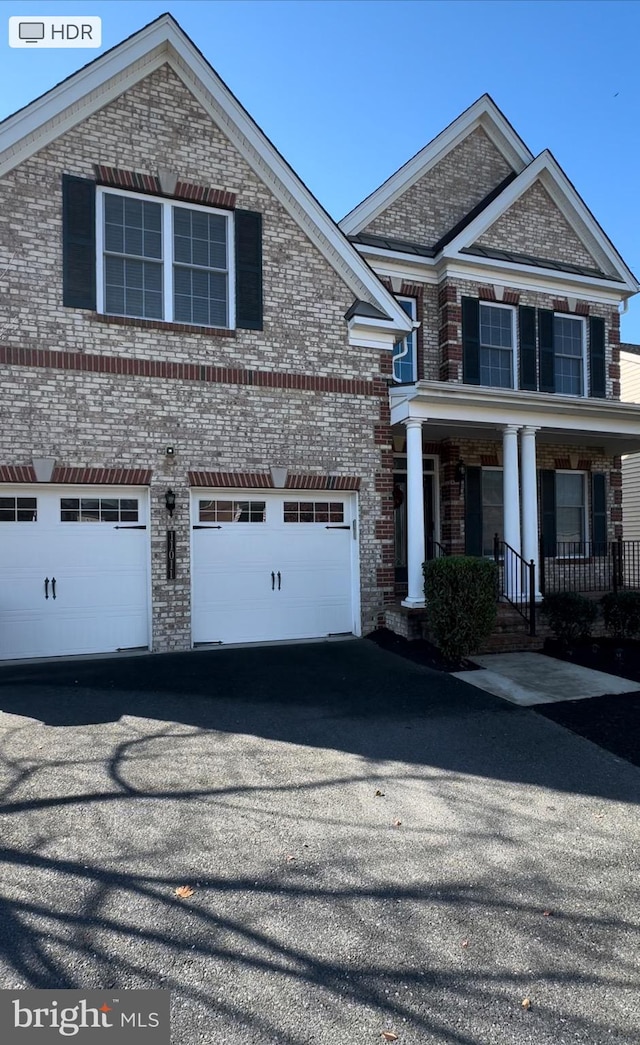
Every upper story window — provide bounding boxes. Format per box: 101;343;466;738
98;188;233;327
392;298;417;384
553;315;586;396
479;303;515;388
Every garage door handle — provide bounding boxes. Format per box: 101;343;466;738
44;577;49;600
271;571;275;590
325;525;350;530
193;525;222;530
51;577;57;600
277;571;281;590
114;524;147;530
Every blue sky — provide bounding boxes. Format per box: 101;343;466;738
2;0;640;340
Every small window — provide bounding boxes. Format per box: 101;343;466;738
554;316;585;396
60;497;139;522
480;304;514;388
392;298;417;384
198;499;266;523
0;497;37;522
482;470;503;556
556;472;586;546
283;501;344;523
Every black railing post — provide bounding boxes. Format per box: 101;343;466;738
538;536;545;596
612;540;618;594
529;560;536;636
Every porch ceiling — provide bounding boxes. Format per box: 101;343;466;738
390;382;640;455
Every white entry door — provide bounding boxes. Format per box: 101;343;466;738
0;486;150;660
191;491;358;644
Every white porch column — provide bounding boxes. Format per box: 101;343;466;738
502;425;521;598
520;426;541;600
402;418;426;607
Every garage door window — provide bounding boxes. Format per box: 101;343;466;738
0;497;37;522
284;502;344;523
199;500;266;523
60;498;139;522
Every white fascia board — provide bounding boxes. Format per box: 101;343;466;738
339;95;532;237
0;17;409;331
441;152;640;294
347;317;406;350
439;258;630;304
391;380;640;436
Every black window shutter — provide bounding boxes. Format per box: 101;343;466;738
591;472;607;553
589;316;606;398
538;309;555;393
541;470;557;557
62;174;96;310
464;466;483;556
235;210;263;330
519;305;537;391
461;297;480;385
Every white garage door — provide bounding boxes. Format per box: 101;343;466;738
191;491;358;645
0;486;150;660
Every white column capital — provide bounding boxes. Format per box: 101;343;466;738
404;418;424;431
521;426;540;436
502;424;521;436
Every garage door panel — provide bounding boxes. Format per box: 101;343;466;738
0;486;150;660
191;491;356;645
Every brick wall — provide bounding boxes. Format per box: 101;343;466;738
363;127;513;245
476;181;599;270
0;62;395;648
432;278;620;398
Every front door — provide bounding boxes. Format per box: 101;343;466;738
393;470;436;583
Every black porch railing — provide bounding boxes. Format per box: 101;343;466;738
539;539;640;595
493;536;536;636
427;536;448;559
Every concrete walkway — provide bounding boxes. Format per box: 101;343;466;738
453;650;640;706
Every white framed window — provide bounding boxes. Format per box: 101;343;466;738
554;315;586;396
555;471;587;546
479;303;516;389
482;467;503;556
392;298;417;384
96;187;235;328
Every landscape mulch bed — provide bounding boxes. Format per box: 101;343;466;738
367;629;640;770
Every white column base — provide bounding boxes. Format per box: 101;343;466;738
401;596;426;609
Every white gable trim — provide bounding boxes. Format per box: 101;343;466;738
0;15;412;338
339;95;533;237
442;151;639;293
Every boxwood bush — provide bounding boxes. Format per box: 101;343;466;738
423;556;498;662
540;591;598;644
600;591;640;640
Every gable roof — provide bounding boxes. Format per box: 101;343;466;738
0;13;412;338
440;150;639;293
339;94;534;237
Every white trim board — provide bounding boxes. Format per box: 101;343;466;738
0;14;412;340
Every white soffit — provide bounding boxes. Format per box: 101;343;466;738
442;151;639;294
339;95;534;237
0;14;412;336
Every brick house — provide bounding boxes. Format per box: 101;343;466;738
0;15;412;659
340;96;640;632
1;17;639;662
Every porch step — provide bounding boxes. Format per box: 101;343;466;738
382;600;549;653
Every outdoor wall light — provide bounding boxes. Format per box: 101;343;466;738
454;461;466;487
165;488;176;517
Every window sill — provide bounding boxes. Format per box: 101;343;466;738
89;313;236;338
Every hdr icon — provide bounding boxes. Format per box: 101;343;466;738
9;16;102;48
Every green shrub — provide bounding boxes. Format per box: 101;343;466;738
423;556;498;662
540;592;598;643
600;591;640;640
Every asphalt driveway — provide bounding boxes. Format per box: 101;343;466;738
0;638;638;1044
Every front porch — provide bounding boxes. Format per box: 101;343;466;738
386;380;640;648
